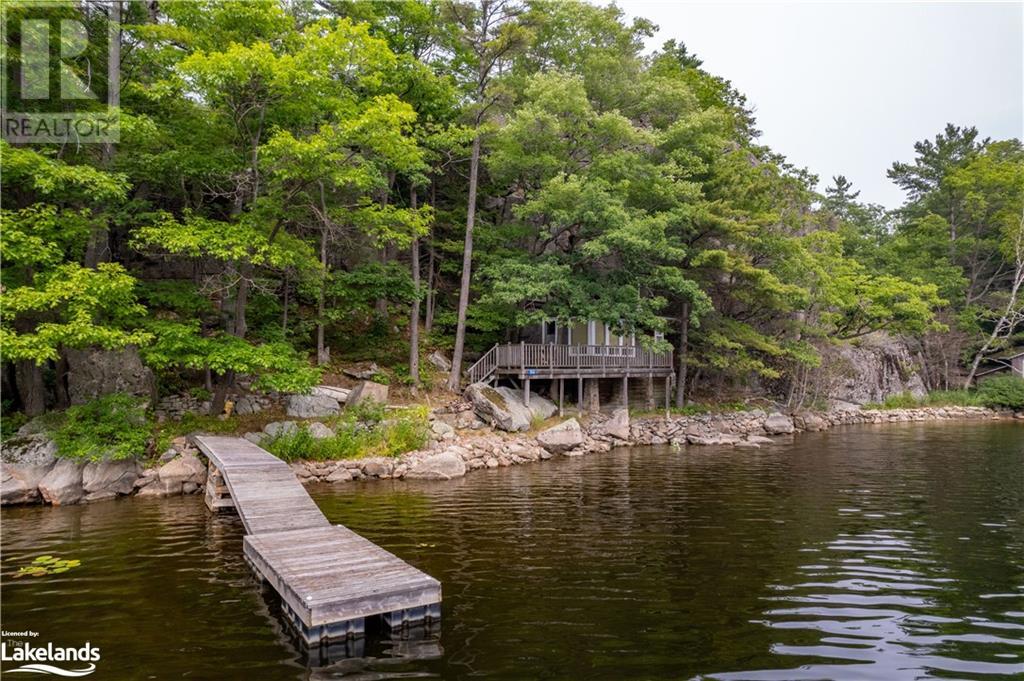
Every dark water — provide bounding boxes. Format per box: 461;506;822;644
2;422;1023;680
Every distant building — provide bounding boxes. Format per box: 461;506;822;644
974;348;1024;381
466;319;674;413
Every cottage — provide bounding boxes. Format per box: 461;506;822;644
466;320;675;414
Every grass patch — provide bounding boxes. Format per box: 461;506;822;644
53;394;151;461
263;404;430;462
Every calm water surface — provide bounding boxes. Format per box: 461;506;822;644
2;422;1023;680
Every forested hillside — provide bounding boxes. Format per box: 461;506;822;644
3;0;1023;419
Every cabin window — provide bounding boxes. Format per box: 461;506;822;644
544;320;557;342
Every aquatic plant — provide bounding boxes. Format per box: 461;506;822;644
15;555;82;578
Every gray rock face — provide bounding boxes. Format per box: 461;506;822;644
821;333;927;406
763;412;796;435
233;395;264;415
793;411;828;432
465;383;533;432
347;381;389;408
527;393;557;421
537;418;584;454
596;408;630;440
264;421;298;438
427;351;452;372
311;385;350;403
82;459;142;501
286;393;341;418
306;422;335;439
157;453;207;494
1;435;58;505
243;432;266;445
405;450;467;480
65;346;156;405
38;459;84;505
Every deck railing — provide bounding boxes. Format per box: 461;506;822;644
466;342;672;384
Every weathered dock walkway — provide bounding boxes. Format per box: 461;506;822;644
192;435;441;644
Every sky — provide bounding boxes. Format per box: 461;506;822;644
613;1;1023;209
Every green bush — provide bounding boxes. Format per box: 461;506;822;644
864;392;921;410
920;389;982;407
263;405;429;462
54;394;152;461
976;375;1024;410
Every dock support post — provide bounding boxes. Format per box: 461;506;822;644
622;376;628;409
524;377;530;407
578;376;583;413
664;375;671;417
558;378;564;417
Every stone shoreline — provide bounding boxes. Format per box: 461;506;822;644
2;405;1014;507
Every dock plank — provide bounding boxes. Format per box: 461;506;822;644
190;435;441;641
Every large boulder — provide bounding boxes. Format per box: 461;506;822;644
465;383;533;432
311;385;350;403
347;381;389;408
233;395;264;416
38;459;84;505
528;393;557;421
82;459;142;501
763;412;796;435
65;346;156;405
405;450;467;480
156;453;207;494
595;408;630;440
1;434;58;505
537;418;584;454
264;421;298;438
793;411;828;432
286;393;341;418
306;422;335;439
427;351;452;372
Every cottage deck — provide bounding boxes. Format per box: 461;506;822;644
192;435;441;644
467;342;674;384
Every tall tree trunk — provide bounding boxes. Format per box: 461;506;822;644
409;187;421;387
281;271;289;334
447;133;481;391
15;360;46;416
674;300;690;408
424;242;436;335
316;229;328;365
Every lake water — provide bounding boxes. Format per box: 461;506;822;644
2;421;1022;680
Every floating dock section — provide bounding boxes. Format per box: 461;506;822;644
192;435;441;644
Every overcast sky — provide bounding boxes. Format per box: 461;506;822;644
613;1;1023;209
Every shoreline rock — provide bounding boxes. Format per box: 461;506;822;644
0;405;1015;507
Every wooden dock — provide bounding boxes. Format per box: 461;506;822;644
192;435;441;644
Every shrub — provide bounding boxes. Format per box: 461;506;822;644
263;405;429;462
920;389;982;407
976;375;1024;410
54;394;151;461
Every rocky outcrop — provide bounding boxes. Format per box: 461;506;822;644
65;346;156;405
263;421;298;438
536;418;584;453
286;393;341;418
82;460;142;501
594;408;630;440
464;383;557;432
763;412;795;435
1;435;58;505
38;459;84;505
821;333;927;407
147;453;207;496
405;450;467;480
306;422;335;439
347;381;389;408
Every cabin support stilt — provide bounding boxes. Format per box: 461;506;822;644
558;378;564;417
524;378;531;407
622;376;629;409
578;377;584;412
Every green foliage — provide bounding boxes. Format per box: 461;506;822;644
976;375;1024;410
54;394;152;461
263;405;429;462
14;555;83;578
